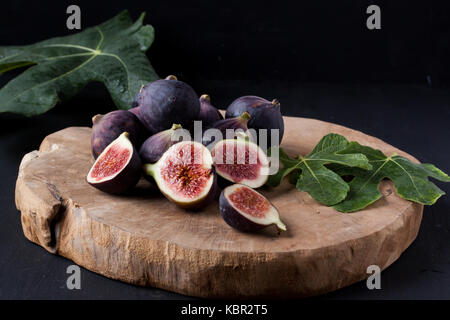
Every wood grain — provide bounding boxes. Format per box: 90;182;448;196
15;117;423;298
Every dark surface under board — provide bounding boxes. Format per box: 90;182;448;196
0;79;449;300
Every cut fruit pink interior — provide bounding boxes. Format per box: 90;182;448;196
228;186;270;218
223;184;286;231
214;143;261;182
211;139;269;188
90;145;131;181
87;132;133;183
155;141;214;201
160;143;211;198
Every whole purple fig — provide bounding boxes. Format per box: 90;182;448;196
225;96;284;147
134;75;200;133
91;110;148;159
139;124;190;164
198;94;223;128
202;112;253;147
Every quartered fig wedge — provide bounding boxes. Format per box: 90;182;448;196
144;141;217;210
87;132;142;194
219;184;286;232
211;138;269;188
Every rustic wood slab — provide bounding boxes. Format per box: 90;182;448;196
15;117;423;298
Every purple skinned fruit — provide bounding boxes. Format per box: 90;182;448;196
139;124;190;164
91;110;149;159
202;111;253;148
198;94;223;128
134;75;200;133
225;96;284;147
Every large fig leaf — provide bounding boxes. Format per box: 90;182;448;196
0;10;158;116
267;134;372;206
333;142;450;212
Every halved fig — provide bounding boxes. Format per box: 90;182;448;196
220;184;286;232
211;138;269;188
87;132;142;194
144;141;217;210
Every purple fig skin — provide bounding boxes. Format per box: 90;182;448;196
219;188;267;232
128;106;144;124
225;96;284;146
202;111;251;147
131;84;145;108
139;124;185;164
198;94;223;128
134;75;200;133
91;110;149;159
87;134;142;194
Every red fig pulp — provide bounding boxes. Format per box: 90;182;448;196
87;132;142;194
220;184;286;232
211;138;269;188
144;141;216;210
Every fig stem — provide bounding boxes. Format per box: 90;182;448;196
271;99;280;107
200;94;211;102
165;75;178;80
238;111;251;122
235;131;250;142
92;114;103;125
143;163;156;177
171;124;182;130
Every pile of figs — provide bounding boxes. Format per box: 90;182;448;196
87;75;286;233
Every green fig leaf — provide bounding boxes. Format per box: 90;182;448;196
0;10;159;116
333;142;450;212
267;133;372;206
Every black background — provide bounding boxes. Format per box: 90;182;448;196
0;0;449;300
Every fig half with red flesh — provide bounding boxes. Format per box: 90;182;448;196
211;138;269;188
144;141;216;210
220;184;286;232
87;132;142;194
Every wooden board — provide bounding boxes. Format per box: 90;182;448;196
15;117;423;298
